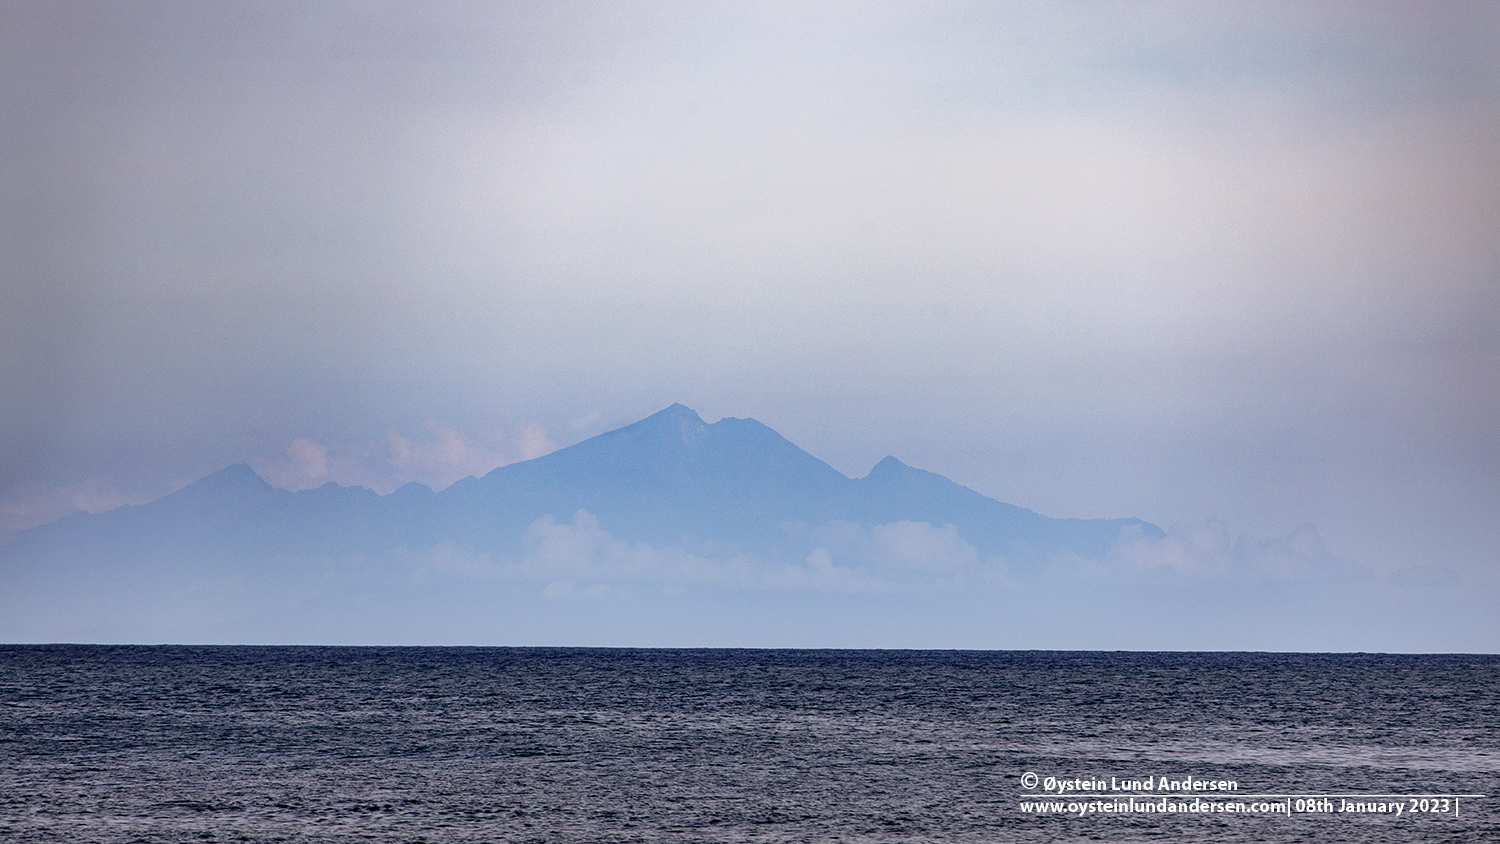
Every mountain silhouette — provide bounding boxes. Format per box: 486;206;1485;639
0;405;1162;642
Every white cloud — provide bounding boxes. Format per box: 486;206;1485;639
384;421;502;490
763;547;886;594
1235;524;1370;582
393;512;1001;595
254;419;560;493
1100;520;1371;584
870;520;982;571
0;478;139;538
515;510;743;585
513;420;559;461
1103;519;1238;579
802;520;993;587
253;438;331;491
64;479;135;515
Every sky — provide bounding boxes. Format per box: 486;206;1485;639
3;1;1499;627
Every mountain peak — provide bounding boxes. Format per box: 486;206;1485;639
197;463;273;490
633;403;710;449
651;403;707;424
866;455;940;483
868;455;910;477
156;463;276;507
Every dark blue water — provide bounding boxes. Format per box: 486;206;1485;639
1;647;1495;842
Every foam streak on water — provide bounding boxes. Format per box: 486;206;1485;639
1;647;1496;842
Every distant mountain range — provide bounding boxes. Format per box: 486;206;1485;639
0;404;1163;643
5;404;1159;563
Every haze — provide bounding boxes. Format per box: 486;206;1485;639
3;2;1497;648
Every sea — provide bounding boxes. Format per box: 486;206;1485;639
1;647;1495;843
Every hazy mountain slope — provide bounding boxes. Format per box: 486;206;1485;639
3;403;1160;571
434;404;1157;558
0;405;1163;641
848;456;1154;564
439;404;856;551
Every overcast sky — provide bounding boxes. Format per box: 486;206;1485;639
3;1;1498;596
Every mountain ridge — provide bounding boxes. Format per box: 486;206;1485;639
0;405;1165;642
6;404;1163;562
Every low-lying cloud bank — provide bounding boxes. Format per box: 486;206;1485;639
1100;520;1373;585
401;511;1436;600
0;508;1476;650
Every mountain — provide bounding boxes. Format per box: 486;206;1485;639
433;404;1158;561
0;405;1162;643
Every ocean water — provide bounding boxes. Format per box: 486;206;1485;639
0;647;1495;843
